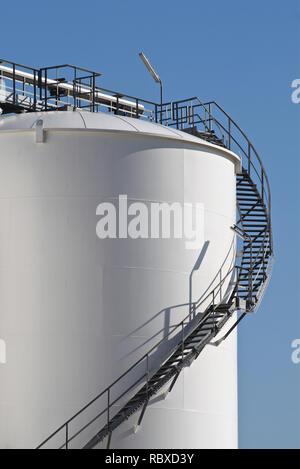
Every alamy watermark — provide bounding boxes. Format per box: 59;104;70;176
290;78;300;364
291;79;300;103
96;195;204;250
0;339;6;364
291;339;300;364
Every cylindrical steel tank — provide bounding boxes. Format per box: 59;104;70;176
0;111;240;449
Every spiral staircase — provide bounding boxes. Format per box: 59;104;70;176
35;98;273;450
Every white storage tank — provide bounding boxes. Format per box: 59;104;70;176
0;110;240;449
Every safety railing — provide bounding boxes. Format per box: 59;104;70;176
0;60;158;120
37;258;239;449
158;97;273;307
159;98;271;235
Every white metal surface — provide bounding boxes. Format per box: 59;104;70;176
0;111;239;449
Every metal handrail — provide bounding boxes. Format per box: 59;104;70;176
159;98;273;288
160;98;271;231
37;259;238;449
212;102;271;212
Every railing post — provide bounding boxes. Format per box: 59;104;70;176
92;73;96;112
116;95;119;115
44;68;48;111
33;70;37;111
228;118;231;150
193;302;197;320
146;354;149;399
209;103;212;132
12;63;16;105
38;69;42;101
107;388;110;433
212;290;215;329
262;237;266;281
248;142;251;175
65;423;69;449
160;81;163;124
192;102;194;128
249;238;253;304
136;98;139;119
181;322;184;361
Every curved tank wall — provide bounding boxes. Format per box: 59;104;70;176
0;111;240;449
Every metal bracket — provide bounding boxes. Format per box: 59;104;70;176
106;432;112;449
231;224;250;241
35;119;44;143
210;312;247;347
133;399;149;433
164;371;180;399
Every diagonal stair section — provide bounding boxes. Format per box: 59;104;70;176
83;303;234;449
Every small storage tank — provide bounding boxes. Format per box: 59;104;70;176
0;110;240;449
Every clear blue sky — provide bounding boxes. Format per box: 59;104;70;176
2;0;299;449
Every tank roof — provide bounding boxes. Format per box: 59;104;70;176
0;110;241;169
0;110;203;141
